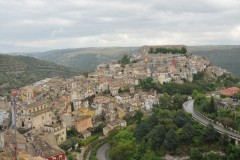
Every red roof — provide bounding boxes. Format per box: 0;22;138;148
98;77;114;83
171;60;177;66
11;90;20;95
220;87;240;96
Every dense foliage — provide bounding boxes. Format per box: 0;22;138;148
60;137;78;150
119;54;130;65
149;47;187;54
108;104;230;159
78;135;98;147
0;54;80;96
138;72;239;96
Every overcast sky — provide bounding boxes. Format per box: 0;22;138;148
0;0;240;52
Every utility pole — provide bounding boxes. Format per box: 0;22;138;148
11;90;19;160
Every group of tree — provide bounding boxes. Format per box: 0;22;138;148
0;54;81;96
138;77;199;95
193;90;239;130
138;72;239;97
193;90;216;113
119;55;130;65
109;91;234;158
149;47;187;54
156;93;188;110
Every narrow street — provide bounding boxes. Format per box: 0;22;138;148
96;143;110;160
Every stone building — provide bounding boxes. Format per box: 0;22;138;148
73;115;93;133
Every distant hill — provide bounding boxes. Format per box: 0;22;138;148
0;54;80;96
26;47;139;72
188;45;240;76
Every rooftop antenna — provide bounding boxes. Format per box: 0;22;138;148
11;89;19;160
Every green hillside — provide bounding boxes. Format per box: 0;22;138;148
188;45;240;76
0;54;80;96
30;47;139;72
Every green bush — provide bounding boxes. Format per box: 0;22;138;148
79;135;98;146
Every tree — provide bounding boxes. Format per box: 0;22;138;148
172;93;187;110
181;47;187;54
221;134;229;152
109;143;137;160
190;147;203;160
182;122;195;142
209;96;216;113
135;121;150;140
134;110;143;124
120;55;130;65
147;125;166;150
158;93;172;109
139;77;156;91
201;123;219;142
141;150;163;160
149;47;154;54
173;110;191;128
226;144;240;160
163;129;180;153
154;109;176;130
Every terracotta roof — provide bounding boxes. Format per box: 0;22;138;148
220;87;239;96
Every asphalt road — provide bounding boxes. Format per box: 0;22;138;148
183;100;240;139
96;143;110;160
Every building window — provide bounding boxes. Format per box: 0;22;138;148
29;118;30;120
22;110;23;113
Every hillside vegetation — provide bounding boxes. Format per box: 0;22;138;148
188;45;240;76
6;45;240;75
0;54;80;96
29;47;139;72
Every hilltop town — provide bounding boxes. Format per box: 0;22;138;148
0;46;233;159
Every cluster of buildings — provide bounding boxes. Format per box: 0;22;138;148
0;46;230;159
210;87;240;110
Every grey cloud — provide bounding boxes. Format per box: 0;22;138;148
0;0;239;52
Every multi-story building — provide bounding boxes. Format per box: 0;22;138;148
16;99;54;131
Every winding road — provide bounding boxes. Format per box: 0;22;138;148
183;100;240;140
96;143;110;160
